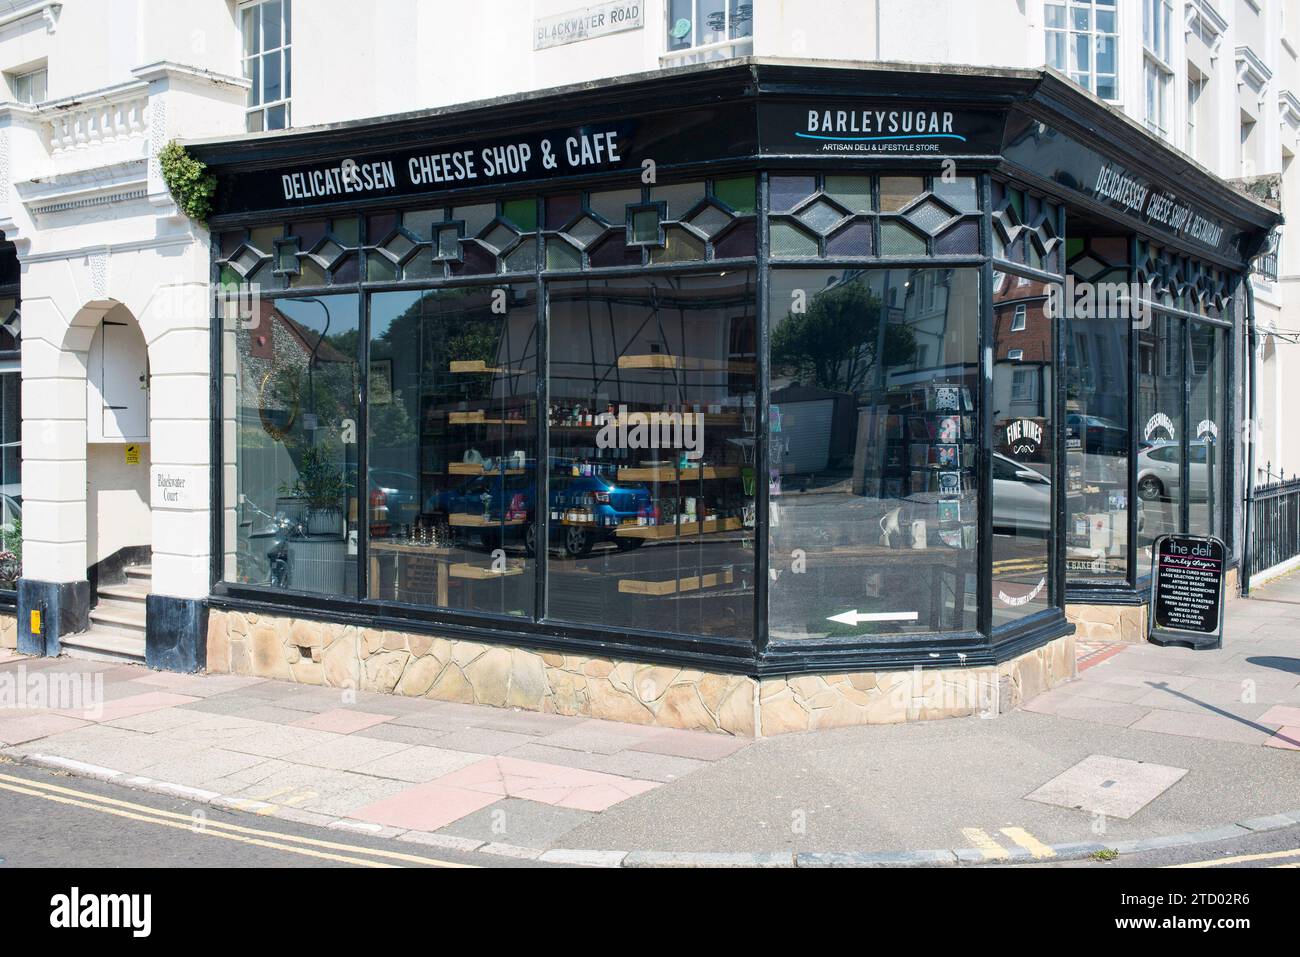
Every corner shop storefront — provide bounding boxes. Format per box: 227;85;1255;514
192;62;1276;734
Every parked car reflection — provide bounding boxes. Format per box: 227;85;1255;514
1065;413;1127;456
1137;439;1215;501
993;452;1051;533
422;460;658;558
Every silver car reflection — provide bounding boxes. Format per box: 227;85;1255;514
1137;440;1215;501
993;452;1051;532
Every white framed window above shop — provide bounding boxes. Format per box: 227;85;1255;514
1241;112;1258;176
1142;0;1173;139
1142;0;1172;64
240;0;291;132
663;0;753;66
1008;348;1025;361
1186;69;1204;158
1143;58;1171;138
1011;304;1027;330
8;65;46;105
1045;0;1119;101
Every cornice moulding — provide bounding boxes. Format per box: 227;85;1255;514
0;1;60;33
130;61;250;92
1236;45;1272;91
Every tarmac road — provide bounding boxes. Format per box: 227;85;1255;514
0;760;543;868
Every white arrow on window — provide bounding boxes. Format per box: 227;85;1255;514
827;610;920;626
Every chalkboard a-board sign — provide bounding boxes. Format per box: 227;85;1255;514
1148;534;1225;650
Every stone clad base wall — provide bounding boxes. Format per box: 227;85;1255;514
205;609;1076;736
758;633;1076;733
0;612;16;649
205;610;757;735
1066;603;1148;643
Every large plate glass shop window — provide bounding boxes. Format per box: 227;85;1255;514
547;272;757;641
1063;238;1131;584
0;290;18;591
1188;323;1225;540
229;294;360;596
367;285;538;617
991;273;1055;625
767;269;979;640
1137;313;1184;567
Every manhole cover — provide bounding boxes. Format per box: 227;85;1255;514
1025;754;1187;819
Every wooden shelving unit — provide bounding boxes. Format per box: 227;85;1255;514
618;567;734;596
617;354;756;375
448;360;526;375
448;462;525;476
614;516;743;539
450;561;525;579
448;410;530;426
447;513;527;528
617;465;741;482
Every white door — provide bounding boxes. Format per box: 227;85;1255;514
88;317;149;442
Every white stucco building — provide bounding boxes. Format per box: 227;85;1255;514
0;1;1287;700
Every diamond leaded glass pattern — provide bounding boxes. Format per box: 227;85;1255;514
566;216;607;247
796;199;847;235
767;173;984;260
381;231;417;263
905;198;957;235
481;222;520;254
686;203;733;238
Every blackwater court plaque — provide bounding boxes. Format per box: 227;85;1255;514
1148;534;1225;650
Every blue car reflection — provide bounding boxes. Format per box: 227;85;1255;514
425;460;657;557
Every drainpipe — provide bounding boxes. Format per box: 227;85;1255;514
1243;276;1258;597
875;0;881;61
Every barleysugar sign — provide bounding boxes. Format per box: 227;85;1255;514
534;2;643;50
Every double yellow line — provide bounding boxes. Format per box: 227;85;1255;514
961;826;1056;860
0;769;474;868
1166;847;1300;868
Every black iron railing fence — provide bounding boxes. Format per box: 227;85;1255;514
1253;232;1280;282
1251;477;1300;576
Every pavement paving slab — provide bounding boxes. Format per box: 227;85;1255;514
351;745;485;783
431;727;540;755
436;797;596;847
291;708;394;734
507;741;707;783
352;722;452;747
350;780;502;831
278;734;411;771
1129;708;1278;745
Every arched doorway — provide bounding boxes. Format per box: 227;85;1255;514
73;304;152;660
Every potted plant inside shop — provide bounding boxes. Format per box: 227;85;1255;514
0;513;21;590
281;445;348;536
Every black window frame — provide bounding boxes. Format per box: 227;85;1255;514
210;164;1254;675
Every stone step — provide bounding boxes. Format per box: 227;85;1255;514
97;581;150;603
89;603;147;632
125;564;153;581
60;628;146;664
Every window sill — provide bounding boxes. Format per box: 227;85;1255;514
661;38;752;69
